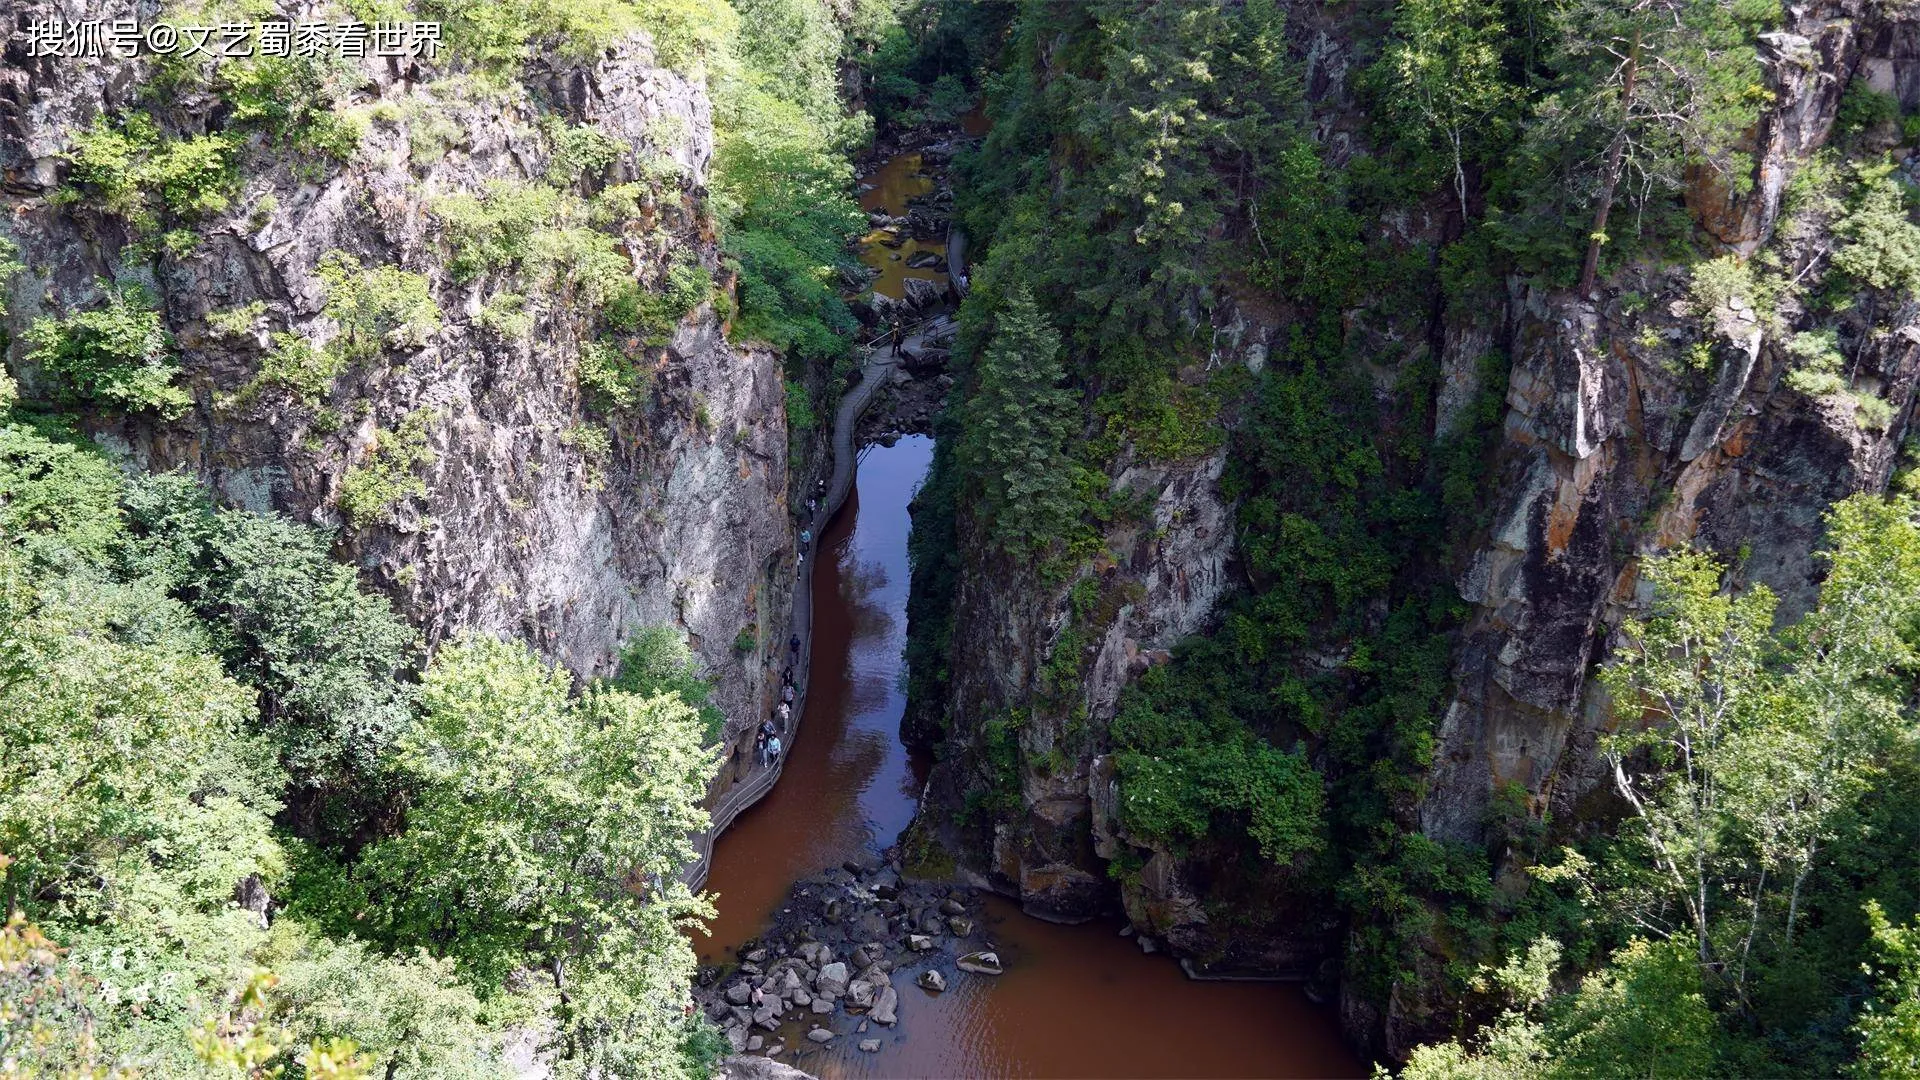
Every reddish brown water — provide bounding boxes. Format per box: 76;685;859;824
697;436;1363;1078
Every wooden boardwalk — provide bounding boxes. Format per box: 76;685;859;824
681;330;927;890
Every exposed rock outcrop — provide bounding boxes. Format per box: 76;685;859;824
0;2;796;773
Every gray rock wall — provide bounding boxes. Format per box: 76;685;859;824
1;4;792;748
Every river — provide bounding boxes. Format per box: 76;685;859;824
694;149;1362;1078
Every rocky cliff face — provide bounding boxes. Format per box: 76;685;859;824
1;4;793;753
911;0;1920;1050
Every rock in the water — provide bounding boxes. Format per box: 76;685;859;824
915;908;945;934
747;1035;764;1052
907;934;935;952
902;276;945;310
1138;936;1158;955
810;996;835;1014
947;916;973;937
939;898;966;916
780;969;806;995
752;1007;780;1032
852;943;883;969
725;982;753;1006
847;979;876;1009
815;961;850;998
807;1028;835;1044
859;1039;882;1053
857;1020;869;1034
725;1024;749;1053
956;951;1003;976
745;948;768;964
917;970;947;993
871;986;899;1026
854;910;889;940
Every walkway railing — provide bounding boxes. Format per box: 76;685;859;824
680;330;921;891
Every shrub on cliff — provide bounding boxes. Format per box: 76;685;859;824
24;284;191;418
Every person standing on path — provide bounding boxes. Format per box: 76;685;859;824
775;701;790;732
765;734;782;768
789;634;801;660
781;683;794;706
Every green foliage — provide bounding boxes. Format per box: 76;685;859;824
1856;901;1920;1079
25;283;191;417
710;0;868;363
120;473;418;797
256;922;504;1078
1837;83;1903;147
605;625;727;745
216;51;366;159
0;236;24;320
317;251;444;366
1784;329;1847;398
432;181;565;283
543;119;622;188
578;340;654;413
61;112;239;234
954;287;1084;556
1832;164;1920;296
1111;662;1326;864
339;411;437;528
346;633;717;1070
1369;0;1518;216
416;0;736;77
784;379;818;432
1400;938;1719;1079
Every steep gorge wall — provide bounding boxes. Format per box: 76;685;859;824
910;0;1920;1048
0;4;794;749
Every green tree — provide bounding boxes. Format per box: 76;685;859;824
1375;0;1517;219
356;634;718;1075
24;284;191;417
1856;900;1920;1079
955;287;1080;555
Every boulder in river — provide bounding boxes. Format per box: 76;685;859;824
810;997;834;1014
847;979;876;1009
940;898;966;916
807;1028;835;1044
956;951;1004;976
917;970;947;993
947;917;973;937
725;982;752;1006
854;910;889;940
901;277;945;310
907;934;934;952
859;1039;882;1053
871;986;899;1026
816;961;850;998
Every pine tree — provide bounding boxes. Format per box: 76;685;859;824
958;287;1078;555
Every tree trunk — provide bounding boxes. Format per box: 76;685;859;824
1578;29;1642;299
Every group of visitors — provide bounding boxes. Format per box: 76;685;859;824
758;664;797;768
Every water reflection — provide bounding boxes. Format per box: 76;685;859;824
697;436;935;960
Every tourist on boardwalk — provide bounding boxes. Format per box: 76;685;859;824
765;734;782;767
789;634;800;657
781;683;795;706
760;718;777;745
781;665;794;687
816;477;827;500
807;496;818;516
799;527;812;552
755;728;768;767
775;701;790;731
891;324;903;351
